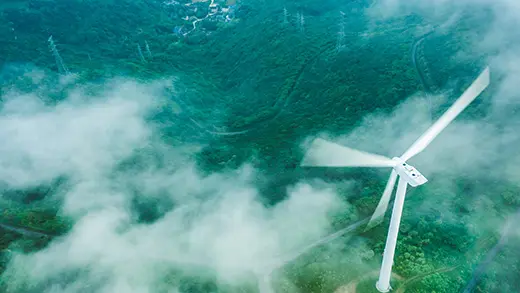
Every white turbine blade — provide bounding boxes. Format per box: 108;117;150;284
400;66;490;161
301;138;395;167
366;170;398;230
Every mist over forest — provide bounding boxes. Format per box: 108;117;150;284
0;0;519;292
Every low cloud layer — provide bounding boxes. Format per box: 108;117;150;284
0;72;347;292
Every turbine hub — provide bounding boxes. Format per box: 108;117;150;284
392;157;428;187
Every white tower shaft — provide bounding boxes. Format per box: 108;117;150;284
258;273;274;293
376;176;408;292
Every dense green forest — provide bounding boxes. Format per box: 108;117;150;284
0;0;519;292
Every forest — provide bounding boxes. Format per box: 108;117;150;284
0;0;519;292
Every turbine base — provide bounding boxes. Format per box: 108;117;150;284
376;281;391;293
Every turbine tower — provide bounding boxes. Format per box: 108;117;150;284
300;66;490;292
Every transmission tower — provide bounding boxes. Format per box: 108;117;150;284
297;11;305;33
145;41;152;58
48;36;70;75
336;11;346;52
283;7;289;25
137;44;146;63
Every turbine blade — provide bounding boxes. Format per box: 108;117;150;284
366;170;398;230
400;66;490;161
301;138;395;168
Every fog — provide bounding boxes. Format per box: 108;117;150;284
0;74;349;292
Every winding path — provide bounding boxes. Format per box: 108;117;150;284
177;41;336;137
177;25;419;138
332;262;457;293
0;222;54;238
412;29;436;121
411;30;435;93
334;270;404;293
394;266;458;293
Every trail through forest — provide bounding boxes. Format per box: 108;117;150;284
177;26;424;137
0;223;53;238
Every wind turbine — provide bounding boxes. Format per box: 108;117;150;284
300;66;490;292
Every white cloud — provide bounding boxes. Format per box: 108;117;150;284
0;72;348;292
0;81;156;189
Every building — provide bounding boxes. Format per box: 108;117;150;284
209;3;220;13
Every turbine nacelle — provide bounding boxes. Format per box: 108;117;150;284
391;157;428;187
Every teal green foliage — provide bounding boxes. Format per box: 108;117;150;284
477;239;520;292
1;0;520;292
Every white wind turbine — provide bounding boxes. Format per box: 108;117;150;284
300;66;490;292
